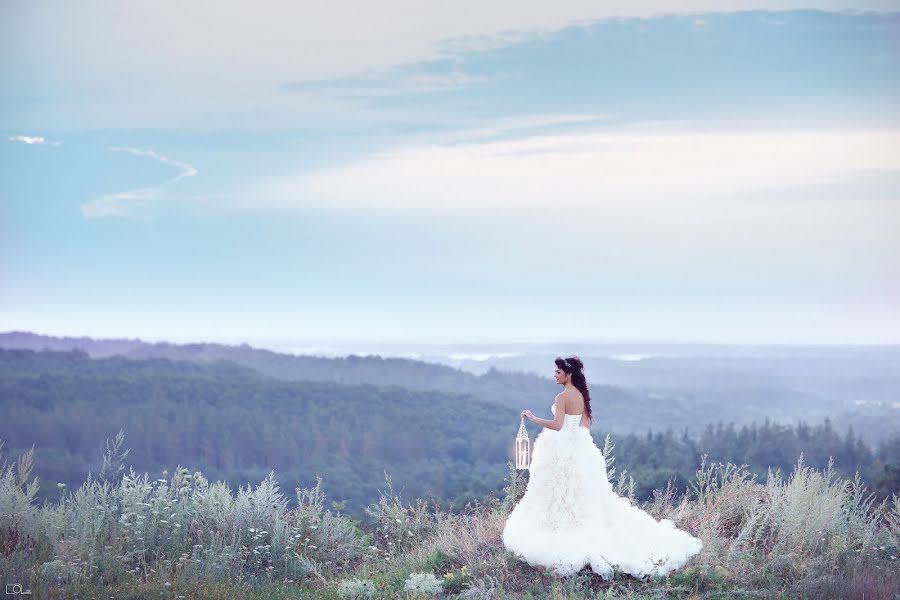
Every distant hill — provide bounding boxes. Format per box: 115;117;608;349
4;331;897;441
0;331;656;431
0;330;560;409
0;347;519;516
3;347;895;521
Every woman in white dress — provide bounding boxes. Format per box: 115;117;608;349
502;356;704;580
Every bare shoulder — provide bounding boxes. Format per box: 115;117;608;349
558;389;583;402
560;388;585;415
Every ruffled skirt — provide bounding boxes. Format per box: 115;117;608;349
502;425;703;579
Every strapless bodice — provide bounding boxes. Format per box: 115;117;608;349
550;403;586;431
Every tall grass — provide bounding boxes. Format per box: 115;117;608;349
1;432;898;599
1;433;371;594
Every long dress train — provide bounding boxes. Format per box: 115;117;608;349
502;403;703;579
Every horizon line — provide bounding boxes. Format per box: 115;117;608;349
2;329;899;349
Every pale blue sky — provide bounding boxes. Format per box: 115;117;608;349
2;2;899;344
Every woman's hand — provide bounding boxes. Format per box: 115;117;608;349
520;409;535;421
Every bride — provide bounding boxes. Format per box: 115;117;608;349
502;356;704;580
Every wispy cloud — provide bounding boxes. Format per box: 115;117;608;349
5;3;895;132
107;146;197;184
430;114;612;144
760;15;789;26
246;125;900;213
7;134;61;146
80;187;159;221
80;146;197;220
281;58;492;99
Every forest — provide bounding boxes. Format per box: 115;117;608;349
8;330;895;443
2;348;896;519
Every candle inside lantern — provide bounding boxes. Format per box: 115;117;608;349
515;416;531;469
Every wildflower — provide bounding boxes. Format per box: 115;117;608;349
403;572;443;596
338;577;376;598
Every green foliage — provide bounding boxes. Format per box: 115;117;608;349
0;433;370;593
0;348;515;516
364;472;437;557
3;346;900;598
402;571;443;596
2;433;900;599
610;420;898;504
4;347;895;526
337;576;377;598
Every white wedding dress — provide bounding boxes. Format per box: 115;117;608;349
502;403;703;580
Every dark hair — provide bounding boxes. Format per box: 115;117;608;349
554;355;592;425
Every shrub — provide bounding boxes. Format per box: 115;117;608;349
402;571;443;596
363;471;436;556
4;430;900;599
337;576;376;598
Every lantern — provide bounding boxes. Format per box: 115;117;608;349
515;416;531;470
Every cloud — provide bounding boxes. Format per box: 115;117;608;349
281;59;493;98
3;1;897;131
430;114;613;144
7;134;61;146
107;146;198;184
245;125;900;213
80;187;159;221
760;15;790;26
80;146;197;219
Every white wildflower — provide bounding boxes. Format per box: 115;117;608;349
403;572;443;596
338;577;376;598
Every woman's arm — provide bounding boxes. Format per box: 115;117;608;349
523;395;566;431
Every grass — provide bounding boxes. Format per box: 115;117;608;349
2;432;898;599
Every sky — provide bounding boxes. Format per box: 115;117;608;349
1;1;899;345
